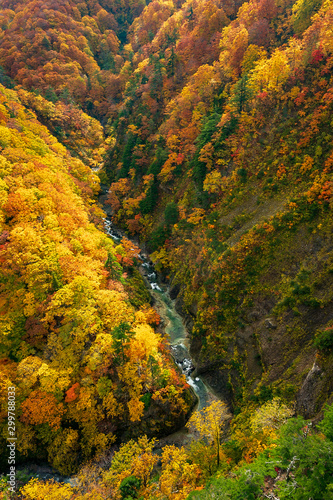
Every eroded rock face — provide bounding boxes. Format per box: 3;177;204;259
174;224;333;418
296;361;325;419
169;284;180;300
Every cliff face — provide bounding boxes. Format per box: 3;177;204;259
166;201;333;416
181;203;333;415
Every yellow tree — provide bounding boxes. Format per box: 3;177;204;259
159;445;201;499
20;479;74;500
203;170;224;194
249;48;291;93
103;435;157;498
186;400;231;467
250;397;294;433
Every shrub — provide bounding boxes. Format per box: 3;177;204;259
318;403;333;441
119;476;141;499
314;327;333;352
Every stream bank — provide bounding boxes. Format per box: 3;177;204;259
103;216;222;450
103;217;216;412
14;201;219;484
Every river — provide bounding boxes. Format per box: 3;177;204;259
16;215;215;484
103;217;213;411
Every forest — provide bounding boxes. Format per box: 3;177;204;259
1;0;333;498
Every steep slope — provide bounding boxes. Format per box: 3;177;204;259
0;83;192;475
1;0;333;496
0;0;119;118
100;0;333;417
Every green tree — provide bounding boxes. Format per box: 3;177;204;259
292;0;323;34
164;202;178;226
230;74;252;114
105;251;123;279
119;475;141;499
111;322;135;364
44;86;58;103
318;402;333;441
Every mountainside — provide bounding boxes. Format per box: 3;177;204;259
0;82;192;474
1;0;333;498
102;0;333;416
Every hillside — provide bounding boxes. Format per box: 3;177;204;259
101;0;333;416
0;82;192;475
1;0;333;498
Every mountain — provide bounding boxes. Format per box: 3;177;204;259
102;0;333;417
1;0;333;498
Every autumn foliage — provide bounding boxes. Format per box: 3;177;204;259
1;0;333;497
0;83;191;475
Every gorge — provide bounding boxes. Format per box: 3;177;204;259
104;215;214;412
1;0;333;498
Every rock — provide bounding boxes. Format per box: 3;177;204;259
247;310;261;322
265;318;277;329
296;361;324;418
169;284;180;300
171;344;190;365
